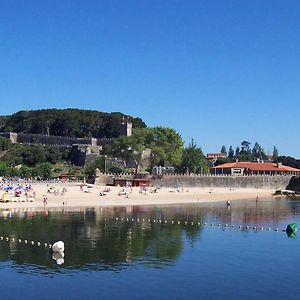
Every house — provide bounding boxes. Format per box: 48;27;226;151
113;172;151;187
152;160;175;175
206;153;227;160
212;162;300;176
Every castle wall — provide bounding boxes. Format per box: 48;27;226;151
152;174;292;189
96;173;292;190
16;133;91;147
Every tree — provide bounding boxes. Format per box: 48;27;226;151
1;108;146;138
36;163;52;179
241;140;251;152
235;147;240;158
239;141;251;161
228;146;234;158
0;162;9;176
273;146;279;161
220;146;227;156
181;139;209;174
252;142;260;161
109;127;184;169
19;165;33;178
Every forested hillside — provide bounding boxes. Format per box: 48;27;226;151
0;109;146;138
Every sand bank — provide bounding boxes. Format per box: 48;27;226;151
0;183;275;209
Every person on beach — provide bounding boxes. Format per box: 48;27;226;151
43;196;48;206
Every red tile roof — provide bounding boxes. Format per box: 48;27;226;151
213;162;300;172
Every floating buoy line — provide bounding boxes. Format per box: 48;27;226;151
0;236;53;248
0;237;65;265
112;217;297;235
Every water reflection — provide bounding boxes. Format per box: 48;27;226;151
0;198;299;274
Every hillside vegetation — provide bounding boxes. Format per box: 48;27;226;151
0;109;146;138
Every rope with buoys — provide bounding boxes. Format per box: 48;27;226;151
0;237;65;264
113;217;297;235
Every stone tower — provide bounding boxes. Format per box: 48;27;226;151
119;116;132;137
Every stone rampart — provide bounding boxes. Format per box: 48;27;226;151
16;133;91;147
152;174;292;189
95;173;292;189
0;132;116;148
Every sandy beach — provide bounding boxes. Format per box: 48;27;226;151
0;182;275;209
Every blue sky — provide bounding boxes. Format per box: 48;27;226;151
0;0;299;157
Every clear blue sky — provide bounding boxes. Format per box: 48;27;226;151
0;0;299;157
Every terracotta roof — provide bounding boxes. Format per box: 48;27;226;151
213;162;300;172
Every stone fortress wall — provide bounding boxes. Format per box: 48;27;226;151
0;132;115;148
96;173;293;190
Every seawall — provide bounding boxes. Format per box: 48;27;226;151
96;173;292;189
152;174;291;189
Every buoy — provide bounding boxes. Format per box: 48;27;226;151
52;241;65;253
52;251;64;265
286;223;297;234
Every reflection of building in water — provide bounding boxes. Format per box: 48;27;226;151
0;199;298;272
208;200;296;227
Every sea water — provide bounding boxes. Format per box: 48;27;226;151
0;198;299;300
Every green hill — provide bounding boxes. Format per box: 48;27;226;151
0;108;146;138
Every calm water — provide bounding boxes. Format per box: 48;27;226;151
0;198;300;300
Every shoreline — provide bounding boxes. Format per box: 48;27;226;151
0;183;276;210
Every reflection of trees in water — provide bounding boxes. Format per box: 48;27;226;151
0;207;204;272
1;199;297;273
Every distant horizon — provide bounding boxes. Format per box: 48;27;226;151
1;1;299;158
